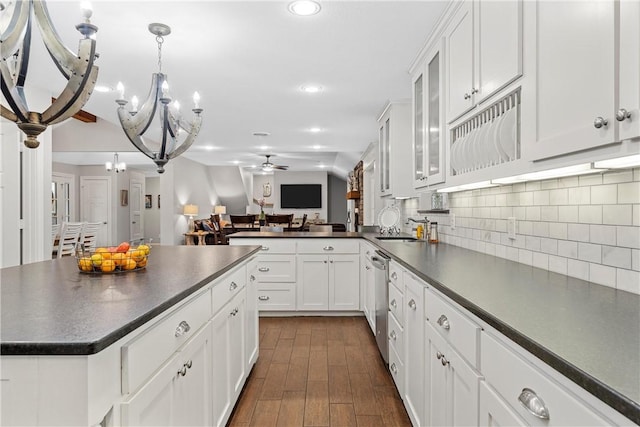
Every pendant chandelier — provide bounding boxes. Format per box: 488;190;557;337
115;23;203;174
105;152;126;173
0;0;99;148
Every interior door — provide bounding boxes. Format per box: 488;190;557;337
130;173;144;243
80;176;112;246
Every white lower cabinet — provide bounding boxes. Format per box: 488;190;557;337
479;381;527;426
361;245;376;334
403;273;425;427
297;254;360;311
425;321;482;427
121;322;212;427
246;258;259;370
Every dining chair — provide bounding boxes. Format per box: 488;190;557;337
265;214;293;230
56;221;84;258
209;214;228;244
230;214;257;232
293;214;308;231
79;222;102;252
51;224;60;258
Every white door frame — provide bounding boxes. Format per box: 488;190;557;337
52;172;76;224
80;176;113;245
129;171;145;243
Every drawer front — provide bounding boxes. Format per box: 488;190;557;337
388;282;404;326
297;239;359;254
122;288;212;394
255;255;296;283
256;284;296;310
482;332;612;426
388;344;405;396
388;310;404;361
389;262;403;288
232;238;296;254
425;287;480;368
212;264;246;315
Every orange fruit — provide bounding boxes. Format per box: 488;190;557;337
136;257;148;268
101;259;116;272
78;257;93;272
95;247;111;260
137;244;150;255
130;249;145;262
123;259;137;270
111;252;126;267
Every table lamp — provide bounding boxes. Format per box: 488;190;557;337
214;205;227;216
183;204;198;232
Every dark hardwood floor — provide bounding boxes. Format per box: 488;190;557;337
229;316;411;427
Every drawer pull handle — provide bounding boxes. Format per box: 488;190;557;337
365;266;371;270
175;320;191;337
250;275;256;282
261;246;270;251
389;330;397;340
185;360;193;369
437;314;450;330
323;246;334;251
178;365;187;377
258;295;270;301
390;363;398;374
408;299;416;310
391;271;398;280
436;352;450;366
258;267;270;272
390;299;397;309
230;307;239;316
518;388;550;420
229;281;238;291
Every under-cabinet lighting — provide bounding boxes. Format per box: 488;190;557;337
593;154;640;169
437;180;497;193
491;163;604;185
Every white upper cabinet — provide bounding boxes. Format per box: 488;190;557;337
446;0;523;123
618;0;640;142
526;0;618;161
413;42;446;188
378;101;413;198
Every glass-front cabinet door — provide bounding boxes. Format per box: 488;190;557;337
379;117;391;195
413;43;445;188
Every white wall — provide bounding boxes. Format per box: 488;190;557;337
53;117;133;152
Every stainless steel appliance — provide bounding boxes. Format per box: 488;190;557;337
371;250;390;364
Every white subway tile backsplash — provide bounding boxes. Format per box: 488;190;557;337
603;170;633;184
526;207;541;221
634;167;640;181
558;241;578;259
589;225;617;246
617;226;640;249
602;246;632;269
533;222;550;238
495;244;507;259
541;206;559;222
513;183;526;192
525;236;541;251
541;179;559;190
526;181;541;191
506;193;520;206
549;256;568;275
558;176;579;188
513;207;526;220
520;192;534;206
568;223;590;242
603;204;633;225
578;205;603;224
549;189;569;205
634;205;640;226
549;223;568;240
618;182;640;204
591;184;617;204
568;259;590;281
533;252;549;270
534;191;550;206
519;249;533;266
506;247;519;262
633;249;640;271
579;174;603;187
568;187;591;205
578;242;602;263
559;206;579;222
541;238;558;255
519;221;533;236
616;269;640;295
589;263;616;288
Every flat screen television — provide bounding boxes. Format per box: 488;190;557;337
280;184;322;209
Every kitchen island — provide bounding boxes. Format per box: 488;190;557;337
1;245;261;426
229;231;640;425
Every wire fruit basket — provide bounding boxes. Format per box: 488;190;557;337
75;242;151;273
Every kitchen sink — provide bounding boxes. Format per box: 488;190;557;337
376;236;418;242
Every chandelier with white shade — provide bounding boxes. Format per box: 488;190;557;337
0;0;99;148
115;23;203;174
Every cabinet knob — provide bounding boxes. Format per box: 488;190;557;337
593;116;608;129
437;314;450;330
436;351;443;359
185;359;193;369
229;281;238;291
177;365;187;377
230;307;239;316
258;295;270;301
518;388;550;420
389;330;397;341
258;267;270;272
175;320;191;337
390;299;397;309
391;271;398;280
408;299;416;310
616;108;632;122
365;266;371;270
390;363;398;374
464;93;471;100
441;355;450;366
261;246;270;251
323;246;334;251
471;87;479;94
250;275;256;282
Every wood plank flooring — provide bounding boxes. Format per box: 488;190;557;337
229;316;411;427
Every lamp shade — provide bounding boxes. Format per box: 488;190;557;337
183;204;198;216
214;205;227;215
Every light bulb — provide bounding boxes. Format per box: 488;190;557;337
80;1;93;21
161;80;169;97
173;100;180;112
131;96;139;112
193;91;200;109
116;82;124;99
105;161;113;171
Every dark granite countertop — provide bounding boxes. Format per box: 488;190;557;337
229;232;640;423
229;231;362;238
0;245;260;356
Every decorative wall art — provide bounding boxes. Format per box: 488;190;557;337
145;194;152;209
121;190;128;206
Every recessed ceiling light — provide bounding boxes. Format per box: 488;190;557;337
301;85;322;94
309;127;322;133
94;85;112;93
259;145;270;151
232;160;240;165
203;145;215;151
312;145;322;150
288;0;321;16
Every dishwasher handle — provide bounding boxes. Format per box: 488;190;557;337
371;256;387;270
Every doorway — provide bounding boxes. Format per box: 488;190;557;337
129;172;145;243
80;176;112;246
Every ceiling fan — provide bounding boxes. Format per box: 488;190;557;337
261;154;288;172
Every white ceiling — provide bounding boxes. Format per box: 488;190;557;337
7;0;449;176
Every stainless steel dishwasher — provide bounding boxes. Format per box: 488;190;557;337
371;250;390;364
